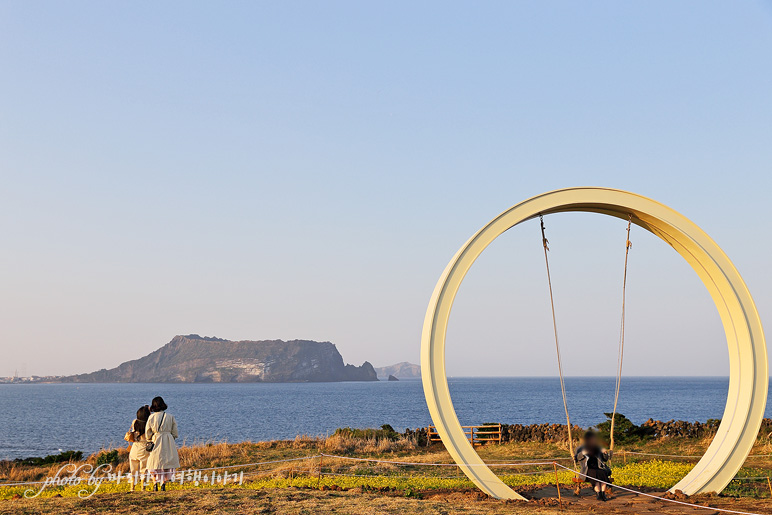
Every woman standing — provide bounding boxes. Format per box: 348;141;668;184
145;396;179;491
574;431;613;501
127;405;151;491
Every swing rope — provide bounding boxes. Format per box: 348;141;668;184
610;215;633;452
539;215;577;469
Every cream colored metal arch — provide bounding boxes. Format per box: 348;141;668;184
421;187;767;499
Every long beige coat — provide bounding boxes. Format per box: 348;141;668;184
128;419;150;462
145;410;180;470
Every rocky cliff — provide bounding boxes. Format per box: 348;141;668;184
61;335;378;383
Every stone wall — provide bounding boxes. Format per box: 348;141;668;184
406;418;772;445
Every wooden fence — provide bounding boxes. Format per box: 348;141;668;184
426;424;502;446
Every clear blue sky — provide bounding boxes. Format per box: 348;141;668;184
1;1;771;377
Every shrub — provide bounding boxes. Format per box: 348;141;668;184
596;413;654;444
95;450;119;466
15;450;83;467
333;425;400;442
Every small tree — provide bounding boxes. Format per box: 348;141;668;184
596;413;654;445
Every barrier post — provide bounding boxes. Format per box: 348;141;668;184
553;462;563;509
317;455;323;488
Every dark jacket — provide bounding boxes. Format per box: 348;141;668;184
574;445;611;477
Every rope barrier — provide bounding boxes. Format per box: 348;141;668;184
321;469;554;479
621;450;703;458
321;471;467;479
0;455;321;487
623;451;772;459
188;455;316;473
554;463;765;515
319;453;556;468
480;456;574;462
484;450;772;460
0;478;49;487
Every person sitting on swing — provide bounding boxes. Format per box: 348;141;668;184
575;430;613;501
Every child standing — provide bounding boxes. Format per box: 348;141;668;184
127;405;151;491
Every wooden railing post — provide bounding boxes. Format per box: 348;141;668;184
553;462;563;509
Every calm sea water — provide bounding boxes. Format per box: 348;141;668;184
0;377;766;460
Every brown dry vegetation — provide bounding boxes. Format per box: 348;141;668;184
320;432;417;455
7;423;770;485
0;433;420;484
3;486;772;515
4;433;772;513
0;488;559;515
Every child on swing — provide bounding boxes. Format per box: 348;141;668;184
574;430;613;501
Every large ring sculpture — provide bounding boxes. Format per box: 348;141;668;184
421;187;767;499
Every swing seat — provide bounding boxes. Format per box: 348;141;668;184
572;475;614;484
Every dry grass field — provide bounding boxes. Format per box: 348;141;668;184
3;432;772;514
4;486;772;515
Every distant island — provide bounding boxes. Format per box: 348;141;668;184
374;362;421;380
57;335;379;383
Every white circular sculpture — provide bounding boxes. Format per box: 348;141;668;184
420;187;767;500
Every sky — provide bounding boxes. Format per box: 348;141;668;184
1;1;771;378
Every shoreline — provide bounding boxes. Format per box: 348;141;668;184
4;414;771;465
0;375;736;384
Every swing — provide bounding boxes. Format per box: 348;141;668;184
539;214;633;494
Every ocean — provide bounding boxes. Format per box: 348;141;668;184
0;377;763;460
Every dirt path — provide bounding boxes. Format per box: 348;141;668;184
2;487;771;515
522;484;772;514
